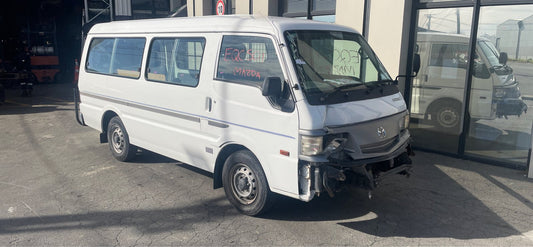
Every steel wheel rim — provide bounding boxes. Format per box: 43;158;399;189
230;163;257;205
111;126;125;154
438;107;458;128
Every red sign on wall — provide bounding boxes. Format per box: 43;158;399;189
216;0;225;15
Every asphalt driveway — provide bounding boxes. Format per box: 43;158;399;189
0;83;532;246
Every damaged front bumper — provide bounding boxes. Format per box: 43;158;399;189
496;97;528;118
298;142;414;202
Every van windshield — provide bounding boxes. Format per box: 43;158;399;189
478;40;512;76
284;30;397;105
478;40;500;67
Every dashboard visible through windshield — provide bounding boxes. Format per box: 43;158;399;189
284;30;398;105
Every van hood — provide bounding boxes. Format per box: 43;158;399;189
323;92;407;126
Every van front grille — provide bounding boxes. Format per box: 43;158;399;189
360;136;399;154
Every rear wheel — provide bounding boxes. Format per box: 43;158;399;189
107;116;137;161
222;150;274;216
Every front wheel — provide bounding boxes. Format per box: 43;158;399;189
222;150;274;216
107;116;137;162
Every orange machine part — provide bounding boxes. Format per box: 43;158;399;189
30;56;59;66
33;69;59;83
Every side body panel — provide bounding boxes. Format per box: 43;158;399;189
202;33;300;197
80;34;212;170
79;31;301;198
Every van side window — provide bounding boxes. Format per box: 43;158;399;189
86;38;114;74
86;38;146;79
430;43;469;69
146;37;206;87
112;38;146;78
216;35;283;85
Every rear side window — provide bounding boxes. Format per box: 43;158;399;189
146;37;206;86
216;35;283;85
86;38;146;78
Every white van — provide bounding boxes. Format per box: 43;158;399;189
411;32;527;132
76;16;413;215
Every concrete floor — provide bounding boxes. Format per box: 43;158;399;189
0;84;532;246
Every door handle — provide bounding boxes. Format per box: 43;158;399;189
205;97;212;112
480;96;487;99
424;74;428;82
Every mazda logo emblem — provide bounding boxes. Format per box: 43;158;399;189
377;127;386;139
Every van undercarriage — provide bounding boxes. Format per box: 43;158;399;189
298;144;414;201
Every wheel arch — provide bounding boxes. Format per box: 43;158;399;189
213;143;266;189
100;110;119;143
426;97;462;119
213;144;247;189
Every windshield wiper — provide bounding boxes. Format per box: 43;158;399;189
320;83;366;102
365;79;397;92
367;79;396;86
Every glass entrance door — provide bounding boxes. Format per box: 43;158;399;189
409;7;473;153
465;4;533;168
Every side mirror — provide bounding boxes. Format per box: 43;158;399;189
412;53;421;76
499;52;508;65
262;77;282;98
472;61;491;79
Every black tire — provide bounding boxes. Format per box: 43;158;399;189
222;150;274;216
433;100;461;132
107;116;137;162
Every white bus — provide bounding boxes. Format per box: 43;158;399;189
76;16;413;215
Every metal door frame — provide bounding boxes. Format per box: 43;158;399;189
404;0;533;170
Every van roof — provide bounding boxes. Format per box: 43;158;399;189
417;31;491;43
88;15;358;35
417;32;470;43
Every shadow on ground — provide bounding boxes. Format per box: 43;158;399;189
0;84;74;115
1;154;529;240
262;154;530;239
0;197;236;235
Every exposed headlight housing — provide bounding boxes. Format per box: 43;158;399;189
300;135;323;155
301;134;348;156
494;88;506;98
399;112;410;130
